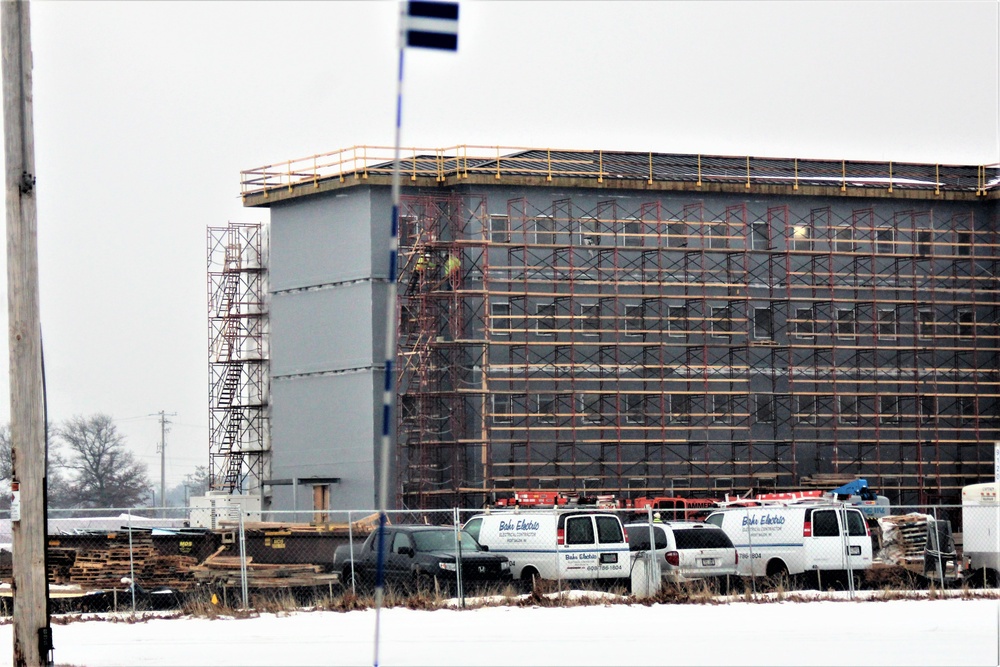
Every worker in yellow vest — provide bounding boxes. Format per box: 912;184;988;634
442;253;461;290
409;252;436;292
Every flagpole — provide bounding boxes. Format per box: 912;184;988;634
373;3;458;663
373;3;407;665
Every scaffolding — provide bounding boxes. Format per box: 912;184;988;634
395;194;999;509
207;222;269;494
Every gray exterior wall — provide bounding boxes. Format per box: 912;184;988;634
268;188;391;511
260;175;999;512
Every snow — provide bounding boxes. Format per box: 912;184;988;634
0;591;996;666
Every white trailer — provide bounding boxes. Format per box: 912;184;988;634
961;482;999;587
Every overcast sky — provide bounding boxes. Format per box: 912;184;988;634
1;1;997;492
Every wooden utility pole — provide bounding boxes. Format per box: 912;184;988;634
3;2;52;666
152;410;176;518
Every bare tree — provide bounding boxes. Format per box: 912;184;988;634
184;465;210;497
0;424;11;482
0;422;72;509
165;465;211;506
56;414;151;508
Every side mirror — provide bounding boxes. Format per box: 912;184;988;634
480;544;489;552
400;546;414;557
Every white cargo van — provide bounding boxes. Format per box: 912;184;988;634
705;503;873;579
463;511;630;584
961;482;999;587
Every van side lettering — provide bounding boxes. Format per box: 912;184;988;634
741;514;785;527
499;519;541;532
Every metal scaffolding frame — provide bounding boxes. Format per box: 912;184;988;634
394;194;999;509
207;222;269;494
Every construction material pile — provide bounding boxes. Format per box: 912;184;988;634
52;531;198;590
191;546;339;589
877;513;934;565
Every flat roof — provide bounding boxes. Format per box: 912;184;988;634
241;145;1000;208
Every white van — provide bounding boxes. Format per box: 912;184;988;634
705;503;873;580
961;482;999;587
463;511;630;584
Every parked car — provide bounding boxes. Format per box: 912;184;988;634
624;521;738;588
333;525;512;594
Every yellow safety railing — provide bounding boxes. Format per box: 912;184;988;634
239;145;1000;200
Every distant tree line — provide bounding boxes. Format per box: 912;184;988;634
0;413;203;511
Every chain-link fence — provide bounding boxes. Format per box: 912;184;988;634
0;501;995;615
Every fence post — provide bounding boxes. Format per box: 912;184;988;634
931;506;945;587
238;509;249;609
746;507;756;596
453;508;464;607
646;506;656;596
556;508;562;597
347;510;355;595
127;509;136;616
841;507;855;600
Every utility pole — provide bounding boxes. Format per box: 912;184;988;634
3;2;52;665
151;410;176;518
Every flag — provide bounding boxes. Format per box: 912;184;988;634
404;1;459;51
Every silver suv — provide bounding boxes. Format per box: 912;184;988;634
625;521;738;585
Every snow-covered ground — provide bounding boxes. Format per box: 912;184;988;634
0;591;997;666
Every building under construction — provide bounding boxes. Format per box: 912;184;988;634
216;146;1000;513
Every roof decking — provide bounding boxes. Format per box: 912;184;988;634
241;145;1000;207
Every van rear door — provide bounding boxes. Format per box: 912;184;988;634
808;508;845;569
842;508;872;570
558;514;628;580
560;515;599;578
594;515;628;579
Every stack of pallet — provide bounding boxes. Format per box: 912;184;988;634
877;513;931;564
137;553;200;590
59;531;198;590
45;548;77;583
190;546;338;589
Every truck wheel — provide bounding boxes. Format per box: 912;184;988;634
970;569;1000;589
343;568;362;594
765;560;789;589
414;570;435;595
